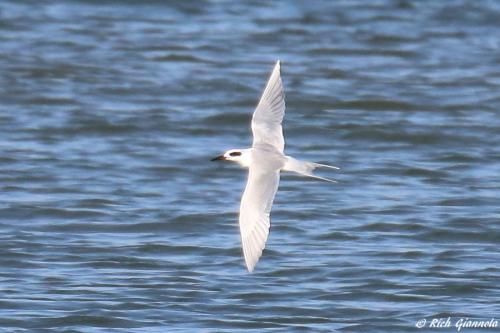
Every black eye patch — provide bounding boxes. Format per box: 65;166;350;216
229;152;241;157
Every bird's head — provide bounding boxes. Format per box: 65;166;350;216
211;149;251;167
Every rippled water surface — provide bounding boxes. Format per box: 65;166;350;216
1;1;499;332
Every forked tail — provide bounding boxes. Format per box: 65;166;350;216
282;156;339;183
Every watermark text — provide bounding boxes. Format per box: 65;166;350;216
416;317;498;331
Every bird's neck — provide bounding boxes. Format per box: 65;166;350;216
236;148;253;168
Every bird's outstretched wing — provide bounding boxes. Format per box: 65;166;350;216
252;60;286;153
239;163;280;272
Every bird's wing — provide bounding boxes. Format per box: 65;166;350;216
239;162;280;272
251;60;286;153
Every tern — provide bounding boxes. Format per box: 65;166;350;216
212;60;338;272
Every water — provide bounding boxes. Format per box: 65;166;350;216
1;1;499;332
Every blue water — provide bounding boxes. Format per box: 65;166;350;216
0;1;499;332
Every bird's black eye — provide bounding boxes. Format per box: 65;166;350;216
229;151;241;157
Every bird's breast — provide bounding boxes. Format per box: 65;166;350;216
250;148;286;170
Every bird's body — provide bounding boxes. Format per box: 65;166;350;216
212;61;338;272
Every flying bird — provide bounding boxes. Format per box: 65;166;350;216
212;60;338;272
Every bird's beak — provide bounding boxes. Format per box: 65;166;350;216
211;155;226;161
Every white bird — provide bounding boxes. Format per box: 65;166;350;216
212;60;338;272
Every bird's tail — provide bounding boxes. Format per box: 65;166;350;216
283;156;339;183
